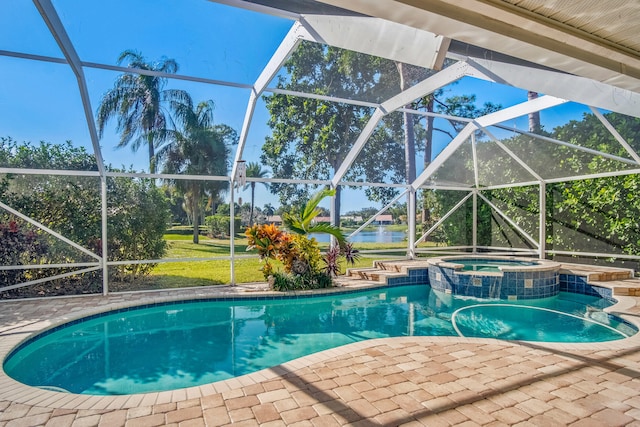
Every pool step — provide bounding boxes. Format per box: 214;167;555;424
559;262;634;282
344;266;406;283
373;259;432;273
588;278;640;297
343;259;432;286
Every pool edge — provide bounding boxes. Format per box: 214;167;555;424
2;282;640;409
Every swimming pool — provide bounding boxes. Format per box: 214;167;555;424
3;284;635;395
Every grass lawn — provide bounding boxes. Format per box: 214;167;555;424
140;234;406;290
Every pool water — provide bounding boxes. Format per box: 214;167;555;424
4;285;636;395
456;258;538;272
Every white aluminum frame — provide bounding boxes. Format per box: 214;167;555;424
2;0;640;295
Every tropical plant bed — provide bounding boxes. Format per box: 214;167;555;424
245;188;361;291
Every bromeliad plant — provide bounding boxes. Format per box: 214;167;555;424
246;187;359;290
322;241;360;278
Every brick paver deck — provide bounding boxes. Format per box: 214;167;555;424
2;272;640;426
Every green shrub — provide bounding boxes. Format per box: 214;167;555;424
205;215;241;238
0;139;172;290
106;175;171;280
0;220;48;285
270;270;332;291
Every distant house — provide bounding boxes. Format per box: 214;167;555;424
265;215;282;225
314;216;331;223
374;214;394;225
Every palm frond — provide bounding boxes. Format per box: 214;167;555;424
306;222;346;247
282;212;306;235
300;187;335;229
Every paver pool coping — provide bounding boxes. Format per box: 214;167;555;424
2;280;640;412
426;255;561;273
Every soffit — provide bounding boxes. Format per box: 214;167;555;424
502;0;640;55
317;0;640;93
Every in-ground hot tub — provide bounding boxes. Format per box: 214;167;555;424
427;255;561;300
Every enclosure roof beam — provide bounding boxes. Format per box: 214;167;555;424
481;181;542;191
474;95;568;128
590;107;640;165
411;95;568;191
330;108;386;188
471;133;479;188
492;123;639;166
267;87;379;108
465;58;640;119
480;126;543;182
33;0;106;176
331;61;469;187
478;192;539;249
545;168;640;184
300;14;449;70
232;22;306;183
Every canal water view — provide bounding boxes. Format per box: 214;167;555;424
312;226;406;243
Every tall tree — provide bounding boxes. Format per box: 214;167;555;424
528;91;541;132
158;99;236;243
244;162;270;225
262;42;407;223
263;203;276;217
96;50;190;173
263;43;503;230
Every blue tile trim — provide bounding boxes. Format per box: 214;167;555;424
559;275;612;300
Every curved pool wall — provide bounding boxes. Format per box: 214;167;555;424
426;256;561;300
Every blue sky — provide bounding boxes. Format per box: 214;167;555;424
0;0;595;213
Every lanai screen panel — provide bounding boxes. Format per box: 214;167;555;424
0;57;95;170
501;134;638;182
420;114;469;171
51;0;293;84
480;186;540;251
258;91;375;201
87;74;249;175
447;76;533;116
0;1;62;57
474;127;540;187
270;39;435;104
0;174;103;295
347;111;409;188
422;189;474;248
429;138;476;188
549;180;640;265
576;108;640;164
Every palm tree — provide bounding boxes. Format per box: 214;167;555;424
96;50;190;173
244;162;270;225
263;203;276;217
158;98;236;243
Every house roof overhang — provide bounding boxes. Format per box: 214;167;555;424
315;0;640;94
